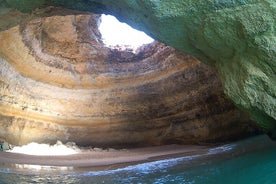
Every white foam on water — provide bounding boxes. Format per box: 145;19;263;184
81;144;236;177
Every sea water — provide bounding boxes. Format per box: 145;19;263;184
0;134;275;184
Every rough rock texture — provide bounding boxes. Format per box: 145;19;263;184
1;0;274;137
0;8;257;147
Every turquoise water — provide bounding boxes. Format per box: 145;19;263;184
0;135;275;184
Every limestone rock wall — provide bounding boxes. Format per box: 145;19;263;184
0;8;258;147
42;0;275;137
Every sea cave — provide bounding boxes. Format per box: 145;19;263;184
0;0;275;183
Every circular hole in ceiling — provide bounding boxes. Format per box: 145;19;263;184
99;14;154;52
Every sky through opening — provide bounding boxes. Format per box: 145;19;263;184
99;14;154;50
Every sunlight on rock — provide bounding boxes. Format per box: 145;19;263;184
8;141;79;156
99;14;154;51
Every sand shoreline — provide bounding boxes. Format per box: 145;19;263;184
0;144;209;171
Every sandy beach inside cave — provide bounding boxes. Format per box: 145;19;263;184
0;144;209;171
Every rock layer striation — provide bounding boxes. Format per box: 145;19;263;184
1;0;273;137
0;8;258;147
87;0;275;137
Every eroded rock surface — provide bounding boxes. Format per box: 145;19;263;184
55;0;275;137
0;8;258;147
89;0;275;137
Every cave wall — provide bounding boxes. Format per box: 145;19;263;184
0;1;275;134
84;0;276;136
0;8;258;147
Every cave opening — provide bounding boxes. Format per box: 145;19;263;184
8;141;78;156
99;14;154;52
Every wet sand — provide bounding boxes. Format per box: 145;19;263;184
0;145;209;171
